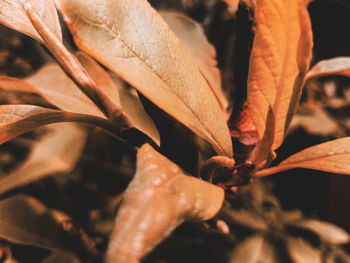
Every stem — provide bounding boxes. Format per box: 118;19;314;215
24;5;131;127
253;165;293;177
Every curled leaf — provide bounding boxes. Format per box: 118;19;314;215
0;0;62;42
247;0;313;151
106;144;224;263
55;0;232;157
0;123;86;195
0;76;38;93
160;11;228;111
306;57;350;81
255;137;350;177
0;195;71;251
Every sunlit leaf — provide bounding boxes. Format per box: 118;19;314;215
160;11;228;111
255;137;350;177
247;0;313;151
230;235;277;263
297;219;350;245
0;195;70;250
306;57;350;81
286;237;321;263
0;123;86;195
106;144;224;263
0;0;62;42
55;0;232;157
41;252;81;263
26;64;105;118
0;104;119;145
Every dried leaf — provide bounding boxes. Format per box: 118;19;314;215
106;144;224;263
55;0;232;157
0;195;71;251
255;137;350;177
0;105;119;145
286;237;321;263
0;123;86;195
247;0;313;151
297;219;350;245
230;235;277;263
160;11;228;111
26;64;105;118
306;57;350;81
41;252;81;263
0;0;62;42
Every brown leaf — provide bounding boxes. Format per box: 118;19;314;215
160;11;228;111
297;219;350;245
106;144;224;263
255;137;350;177
26;64;105;118
55;0;232;157
230;235;277;263
247;0;313;151
0;104;120;145
0;123;86;195
306;57;350;81
0;0;62;42
0;195;71;251
41;252;81;263
286;237;321;263
0;76;37;93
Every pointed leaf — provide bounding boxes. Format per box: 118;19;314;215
55;0;232;157
297;219;350;245
0;0;62;42
0;195;71;251
255;137;350;176
0;105;120;145
306;57;350;81
160;11;228;111
0;123;86;195
286;237;321;263
247;0;313;150
106;144;224;263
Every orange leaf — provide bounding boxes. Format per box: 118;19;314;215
0;123;86;195
106;144;224;263
306;57;350;81
0;0;62;42
0;76;38;93
55;0;232;157
247;0;313;152
255;137;350;177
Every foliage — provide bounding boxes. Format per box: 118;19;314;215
0;0;349;262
